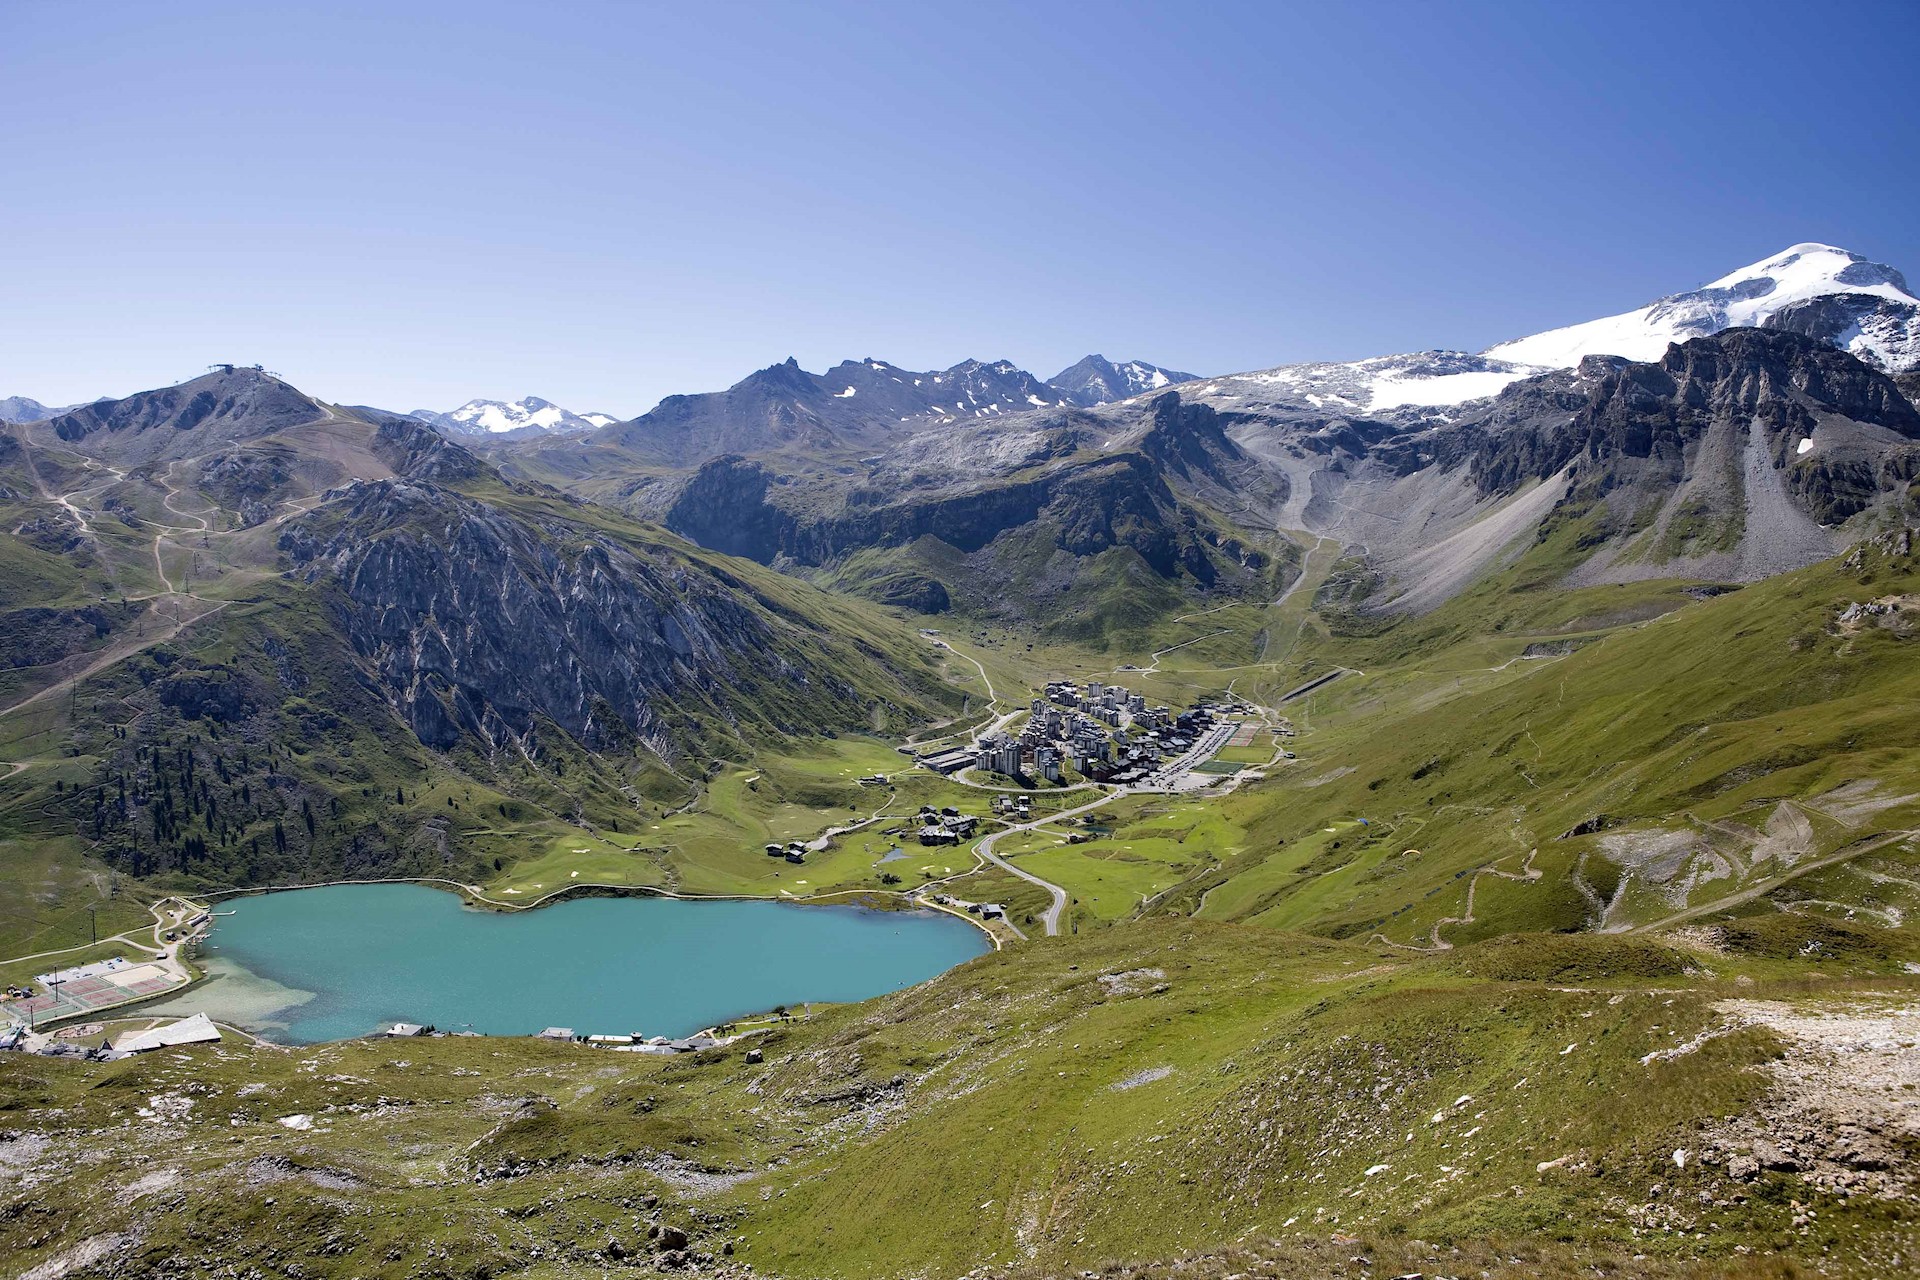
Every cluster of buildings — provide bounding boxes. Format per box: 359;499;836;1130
2;1011;222;1061
535;1026;729;1054
928;893;1006;921
922;679;1229;786
378;1022;756;1056
915;805;980;846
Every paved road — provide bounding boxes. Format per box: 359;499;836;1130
971;791;1129;936
933;712;1256;936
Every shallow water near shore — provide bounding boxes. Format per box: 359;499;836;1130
139;883;990;1043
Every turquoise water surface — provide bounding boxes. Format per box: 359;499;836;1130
164;883;989;1044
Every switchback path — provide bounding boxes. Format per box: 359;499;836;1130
1370;848;1541;953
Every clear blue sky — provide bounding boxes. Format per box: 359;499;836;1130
5;0;1917;414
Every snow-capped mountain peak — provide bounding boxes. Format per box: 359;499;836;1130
1174;243;1920;423
1047;355;1199;407
1485;242;1920;372
411;396;613;437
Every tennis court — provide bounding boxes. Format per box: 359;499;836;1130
16;960;185;1021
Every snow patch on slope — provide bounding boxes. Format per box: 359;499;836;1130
1190;351;1543;416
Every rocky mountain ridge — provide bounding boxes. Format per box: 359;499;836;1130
537;352;1199;472
1221;328;1920;612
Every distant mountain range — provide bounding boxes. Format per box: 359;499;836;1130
554;355;1194;467
11;242;1918;642
0;395;84;424
486;241;1919;635
408;396;618;438
398;357;1198;458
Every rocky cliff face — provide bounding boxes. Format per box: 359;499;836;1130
1222;329;1920;608
1434;329;1920;514
280;480;930;757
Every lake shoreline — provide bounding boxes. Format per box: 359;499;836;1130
132;881;992;1045
196;874;1001;945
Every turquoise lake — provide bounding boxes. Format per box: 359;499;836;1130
149;883;990;1044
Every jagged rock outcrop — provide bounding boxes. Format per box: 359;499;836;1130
193;449;296;528
279;480;923;757
1433;329;1920;501
370;418;494;483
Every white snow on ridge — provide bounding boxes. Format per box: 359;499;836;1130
1192;351;1542;415
1173;242;1918;421
427;395;607;435
1365;367;1536;411
1485;243;1919;370
454;402;568;432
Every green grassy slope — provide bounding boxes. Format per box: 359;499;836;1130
3;924;1914;1279
1170;530;1920;951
